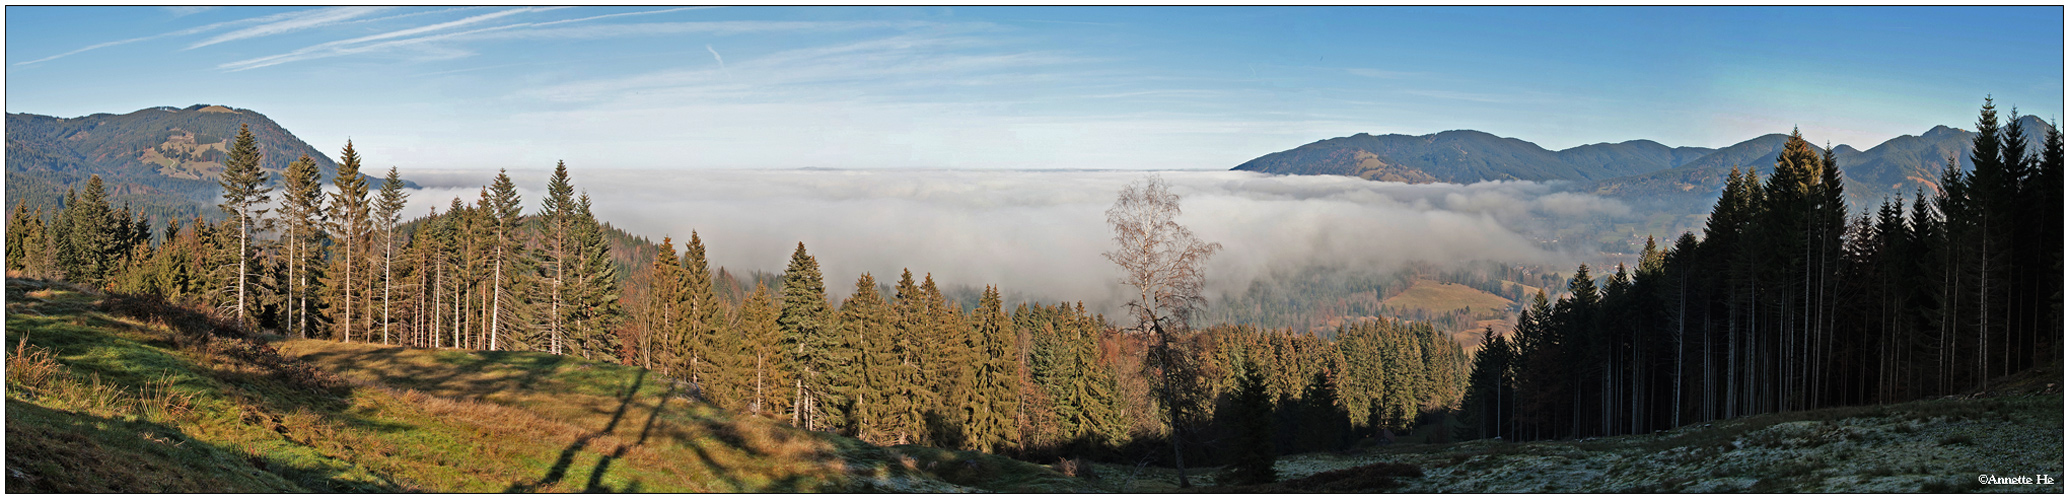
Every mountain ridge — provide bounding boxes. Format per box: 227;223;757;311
6;104;402;223
1235;115;2055;209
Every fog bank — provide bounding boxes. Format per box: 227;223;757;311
399;169;1625;313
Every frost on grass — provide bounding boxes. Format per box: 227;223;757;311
1269;396;2062;493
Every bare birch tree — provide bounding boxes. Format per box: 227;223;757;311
1103;175;1219;488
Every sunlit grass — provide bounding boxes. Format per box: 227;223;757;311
6;277;1082;493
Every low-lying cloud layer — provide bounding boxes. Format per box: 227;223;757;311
400;169;1627;313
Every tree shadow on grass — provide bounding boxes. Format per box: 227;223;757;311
505;369;649;493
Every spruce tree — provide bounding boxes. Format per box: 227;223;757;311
779;242;833;430
842;272;896;443
740;281;789;416
328;141;370;341
540;161;577;355
1218;359;1277;485
54;177;119;284
967;285;1019;453
484;170;525;351
642;239;684;371
280;155;327;338
374;166;408;345
565;193;624;361
221;125;277;327
681;232;725;394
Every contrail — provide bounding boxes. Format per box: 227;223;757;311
707;44;732;80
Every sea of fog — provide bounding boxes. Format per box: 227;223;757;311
397;169;1630;314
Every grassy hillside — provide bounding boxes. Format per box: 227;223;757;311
3;277;1083;493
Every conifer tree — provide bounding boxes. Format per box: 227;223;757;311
641;239;684;370
485;169;524;351
280;155;327;338
202;126;276;318
539;161;577;355
779;242;834;430
740;281;790;416
565;193;624;360
966;285;1019;453
919;274;971;445
841;272;896;443
328;141;370;341
375;166;408;345
7;204;53;279
681;232;725;391
53;177;120;284
1218;358;1277;485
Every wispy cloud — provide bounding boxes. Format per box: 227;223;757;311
187;7;388;50
456;19;933;41
215;7;711;71
15;11;272;66
217;7;557;71
519;29;1079;104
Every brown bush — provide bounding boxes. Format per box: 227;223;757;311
7;337;63;392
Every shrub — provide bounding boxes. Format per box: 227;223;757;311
7;337;64;392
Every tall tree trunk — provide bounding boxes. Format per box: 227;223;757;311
383;227;394;345
237;211;248;329
345;231;354;343
491;244;503;352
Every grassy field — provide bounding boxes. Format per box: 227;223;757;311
3;277;1083;493
1381;279;1513;317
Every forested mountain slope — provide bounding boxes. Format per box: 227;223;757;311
1236;115;2054;211
6;105;400;223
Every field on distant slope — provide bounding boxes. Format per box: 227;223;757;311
1380;279;1513;317
3;277;1085;493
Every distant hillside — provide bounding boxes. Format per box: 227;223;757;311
1233;130;1714;183
1238;115;2055;214
6;104;401;223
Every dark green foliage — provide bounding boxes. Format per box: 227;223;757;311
278;155;326;339
482;169;528;351
1216;360;1276;485
324;141;370;342
738;281;790;417
52;176;121;284
563;194;623;363
1473;99;2063;442
1458;327;1513;440
779;243;835;431
8;203;56;278
964;285;1019;453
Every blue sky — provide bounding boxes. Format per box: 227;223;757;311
7;6;2063;171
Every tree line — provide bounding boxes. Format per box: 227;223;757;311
1460;98;2064;441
